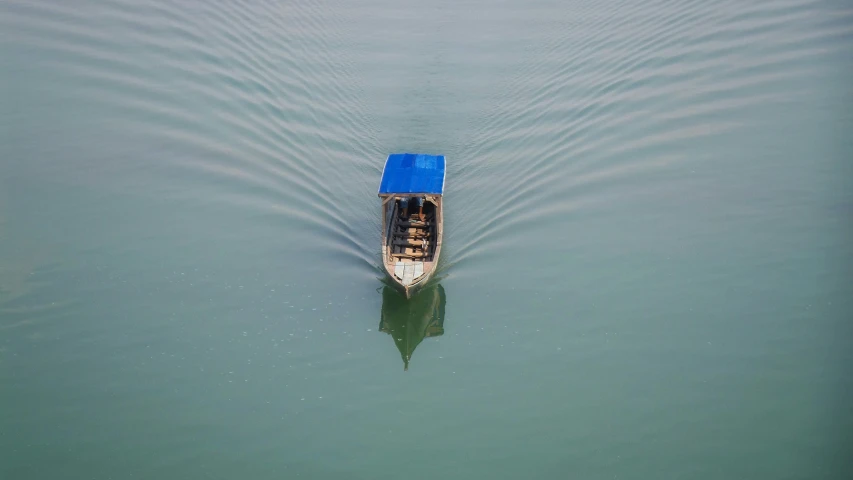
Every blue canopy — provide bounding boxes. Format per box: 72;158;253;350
378;153;446;195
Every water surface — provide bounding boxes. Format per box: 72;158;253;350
2;0;852;478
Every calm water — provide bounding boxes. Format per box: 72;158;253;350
2;0;852;478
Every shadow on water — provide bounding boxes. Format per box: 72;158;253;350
378;284;446;371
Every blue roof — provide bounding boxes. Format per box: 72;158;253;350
378;153;446;195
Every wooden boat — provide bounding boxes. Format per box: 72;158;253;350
378;153;445;298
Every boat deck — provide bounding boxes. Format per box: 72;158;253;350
389;207;435;286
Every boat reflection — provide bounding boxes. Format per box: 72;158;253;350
379;283;446;371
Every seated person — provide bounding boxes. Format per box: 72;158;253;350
399;196;425;221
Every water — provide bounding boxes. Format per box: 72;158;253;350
2;0;852;478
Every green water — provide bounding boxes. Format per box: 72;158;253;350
2;0;852;478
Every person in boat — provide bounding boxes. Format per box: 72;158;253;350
399;196;425;222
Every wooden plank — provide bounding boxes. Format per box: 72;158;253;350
381;203;387;248
393;232;429;238
391;252;428;258
401;263;415;285
393;240;426;247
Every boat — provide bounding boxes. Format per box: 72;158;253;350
379;284;446;370
378;153;445;298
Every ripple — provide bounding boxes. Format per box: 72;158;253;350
4;0;849;281
445;0;849;269
5;0;388;274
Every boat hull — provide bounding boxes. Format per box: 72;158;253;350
380;196;443;299
382;259;435;298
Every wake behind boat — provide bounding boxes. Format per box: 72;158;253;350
378;153;445;298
